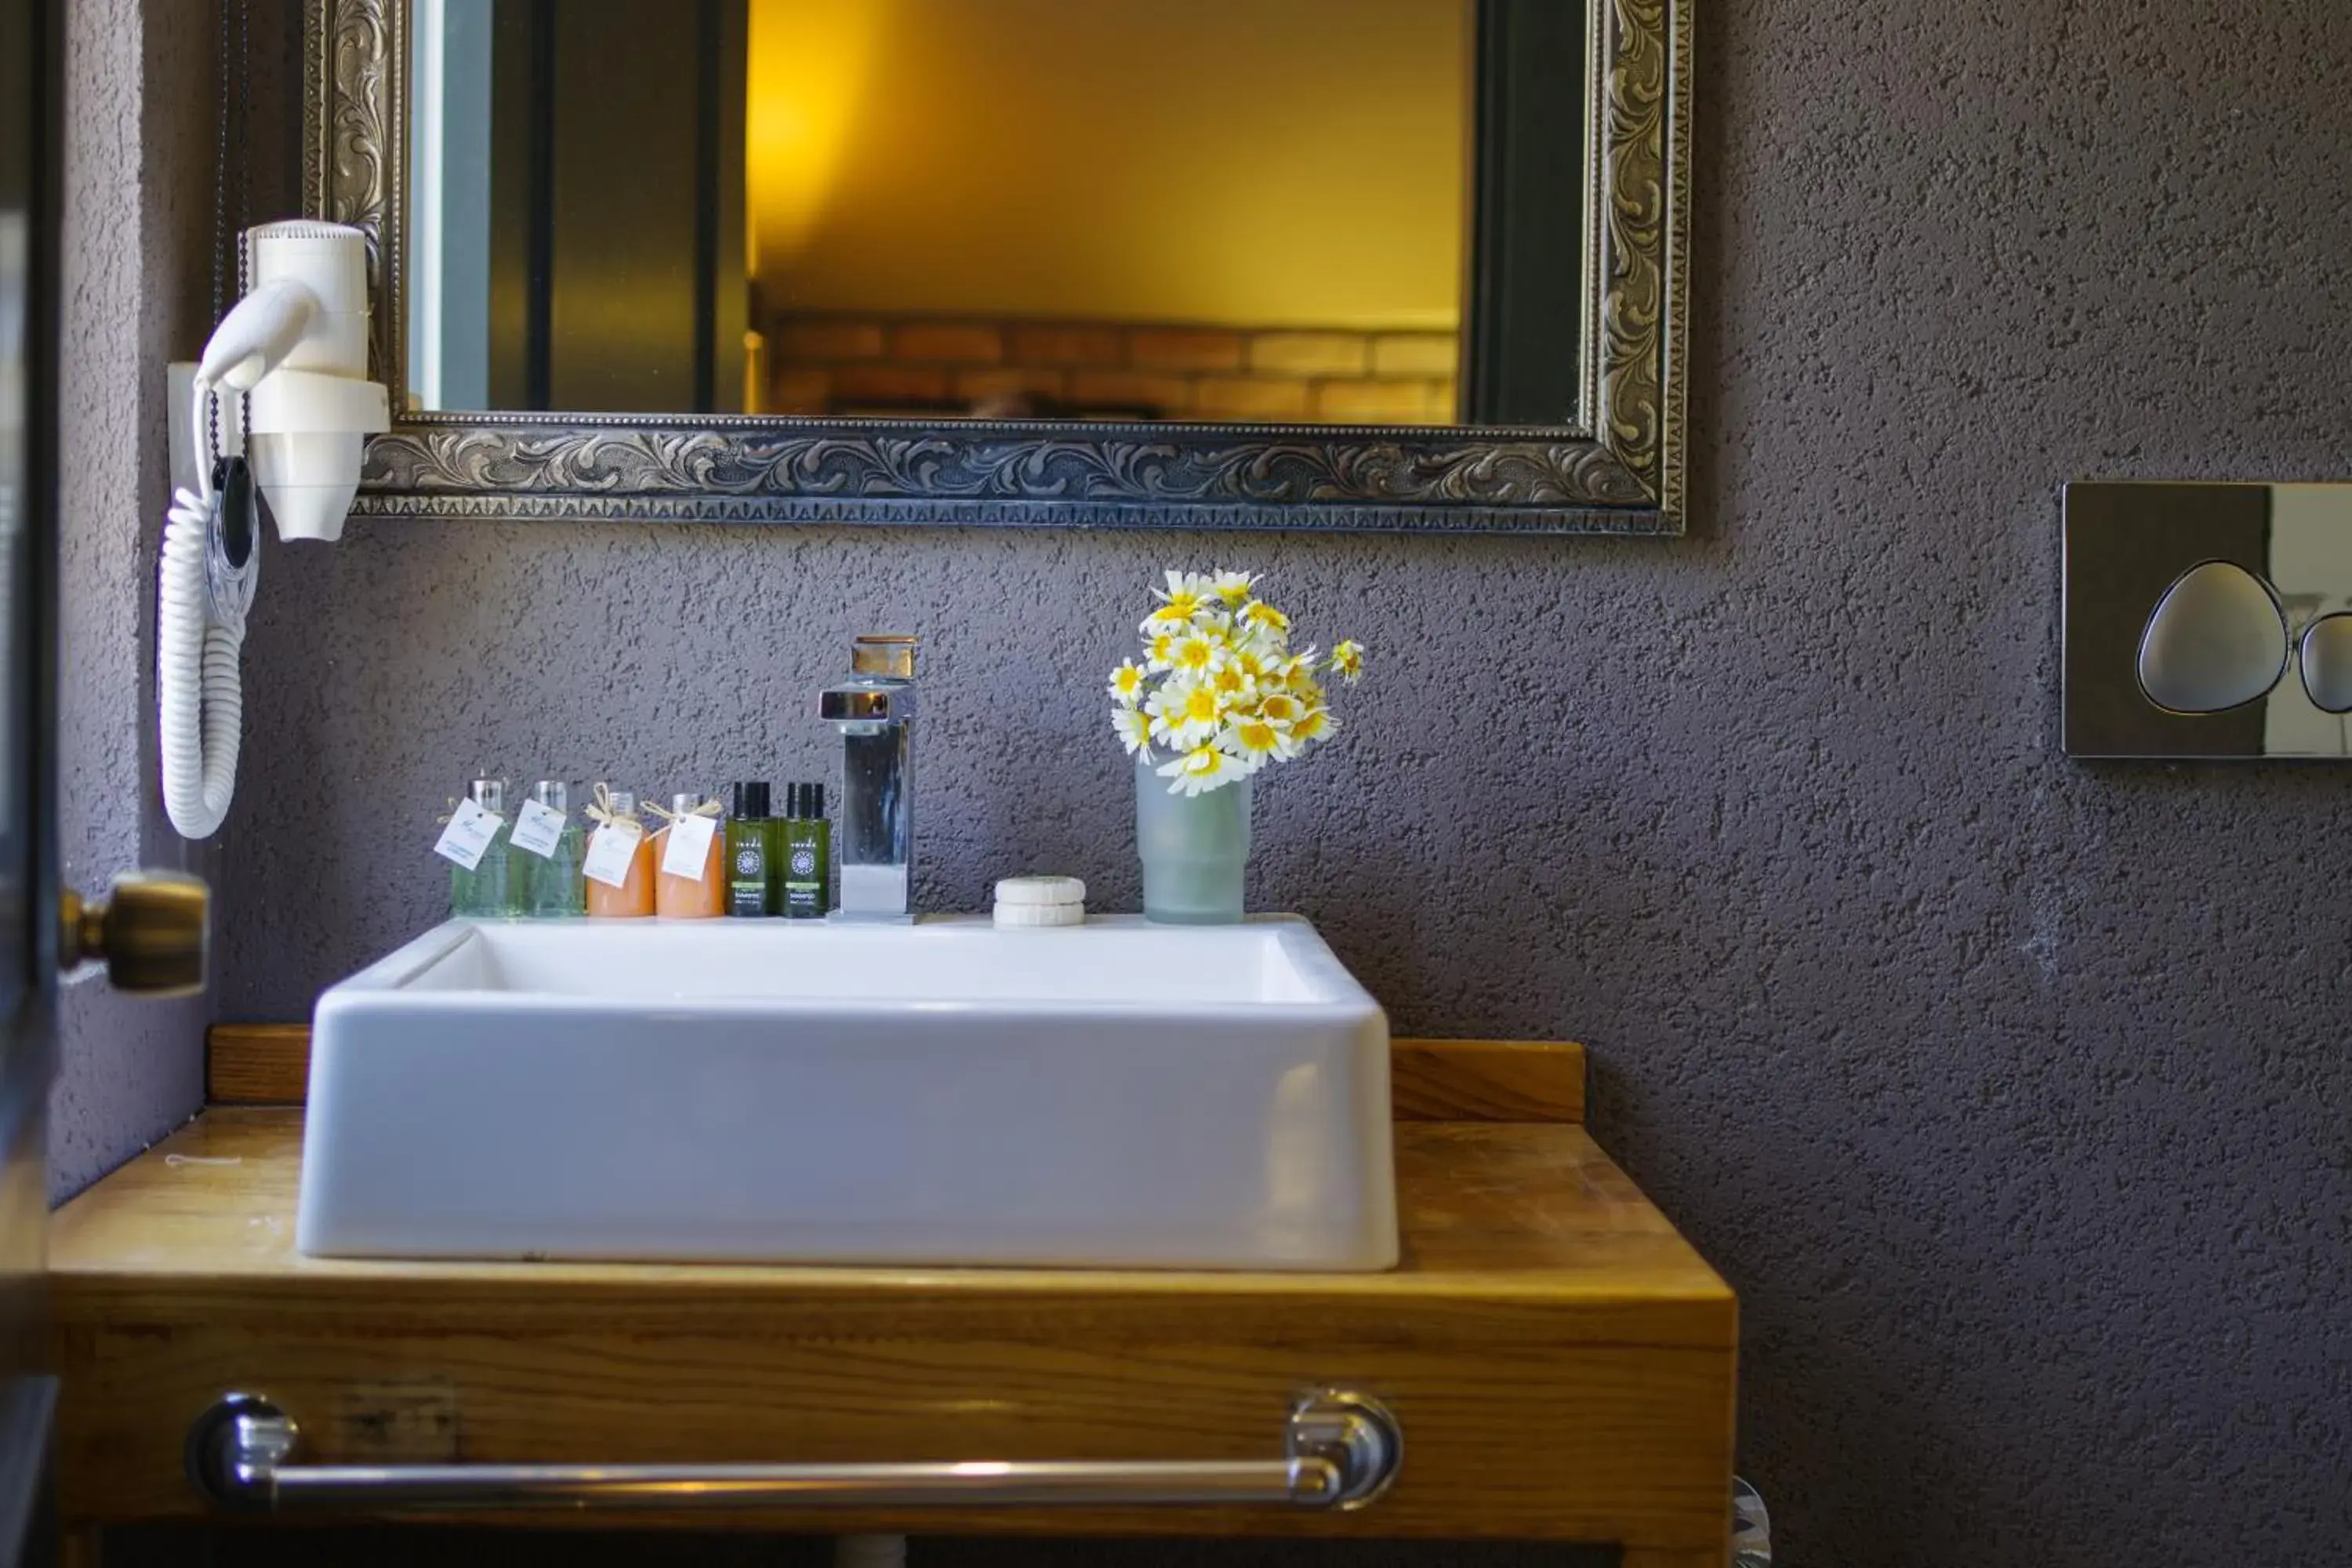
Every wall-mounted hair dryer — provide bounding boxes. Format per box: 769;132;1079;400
161;220;389;839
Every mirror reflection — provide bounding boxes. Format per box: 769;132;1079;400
406;0;1586;426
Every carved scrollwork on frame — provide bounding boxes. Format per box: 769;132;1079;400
1594;0;1671;500
304;0;405;396
351;419;1670;532
309;0;1690;535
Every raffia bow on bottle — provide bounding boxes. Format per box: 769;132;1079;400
584;782;644;843
643;797;723;827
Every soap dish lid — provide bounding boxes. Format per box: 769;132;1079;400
994;875;1086;908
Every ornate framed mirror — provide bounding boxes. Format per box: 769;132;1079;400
307;0;1690;533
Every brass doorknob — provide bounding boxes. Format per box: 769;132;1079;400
60;873;209;996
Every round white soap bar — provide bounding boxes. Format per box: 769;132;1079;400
993;875;1086;908
993;902;1084;928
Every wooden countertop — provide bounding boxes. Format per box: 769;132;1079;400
53;1108;1731;1340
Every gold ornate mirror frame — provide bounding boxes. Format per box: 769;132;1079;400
307;0;1691;534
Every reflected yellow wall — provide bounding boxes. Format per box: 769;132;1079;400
746;0;1467;329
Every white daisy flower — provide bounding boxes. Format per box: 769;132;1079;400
1290;706;1339;744
1219;716;1296;767
1111;706;1155;756
1327;639;1366;682
1166;627;1230;678
1254;691;1305;728
1209;661;1254;702
1239;600;1290;637
1145;678;1225;748
1156;742;1248;797
1210;569;1257;608
1107;659;1147;706
1144;570;1218;629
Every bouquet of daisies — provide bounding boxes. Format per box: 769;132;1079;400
1109;569;1365;797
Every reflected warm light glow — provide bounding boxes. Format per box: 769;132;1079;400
745;0;896;279
744;0;1466;329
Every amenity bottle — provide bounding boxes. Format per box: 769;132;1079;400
653;793;728;919
726;781;775;916
521;779;586;917
780;781;831;920
449;777;519;916
584;786;656;918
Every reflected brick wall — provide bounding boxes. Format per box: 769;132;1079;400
763;312;1458;424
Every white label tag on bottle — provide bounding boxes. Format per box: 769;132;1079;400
582;822;642;888
660;812;719;880
509;799;568;859
433;799;503;872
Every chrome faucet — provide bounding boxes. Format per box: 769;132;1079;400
818;634;917;921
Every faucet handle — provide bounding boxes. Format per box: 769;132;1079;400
851;634;917;679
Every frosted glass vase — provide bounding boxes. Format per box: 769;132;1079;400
1134;750;1252;924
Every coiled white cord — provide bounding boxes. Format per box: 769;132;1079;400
158;388;246;840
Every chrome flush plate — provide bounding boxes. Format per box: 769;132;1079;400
2063;481;2352;758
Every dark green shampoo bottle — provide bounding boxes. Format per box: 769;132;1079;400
726;781;775;916
782;782;831;919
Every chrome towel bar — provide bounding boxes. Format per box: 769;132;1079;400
187;1389;1400;1514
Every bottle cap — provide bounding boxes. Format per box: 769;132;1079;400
530;780;569;811
994;876;1086;908
604;789;637;817
670;792;706;818
789;782;826;817
731;781;771;818
468;777;507;814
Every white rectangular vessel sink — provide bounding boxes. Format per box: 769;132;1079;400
296;916;1396;1270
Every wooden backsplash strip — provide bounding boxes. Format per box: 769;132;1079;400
206;1023;313;1105
1388;1038;1588;1124
206;1025;1584;1124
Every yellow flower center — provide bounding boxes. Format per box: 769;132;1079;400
1236;720;1277;753
1177;640;1215;671
1183;687;1219;724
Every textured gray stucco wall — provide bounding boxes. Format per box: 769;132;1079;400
51;0;217;1195
207;1;2351;1564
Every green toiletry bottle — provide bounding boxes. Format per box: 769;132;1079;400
781;781;830;919
726;781;775;916
450;776;519;916
521;779;586;916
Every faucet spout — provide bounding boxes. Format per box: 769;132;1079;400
819;635;918;922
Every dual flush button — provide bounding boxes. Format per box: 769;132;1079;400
2136;561;2352;715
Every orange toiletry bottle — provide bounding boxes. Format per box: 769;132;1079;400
583;786;656;917
652;793;728;919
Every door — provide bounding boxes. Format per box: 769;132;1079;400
0;2;208;1559
0;0;60;1559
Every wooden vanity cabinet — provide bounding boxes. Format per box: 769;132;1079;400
49;1035;1735;1565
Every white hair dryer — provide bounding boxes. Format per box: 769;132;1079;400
160;220;389;839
